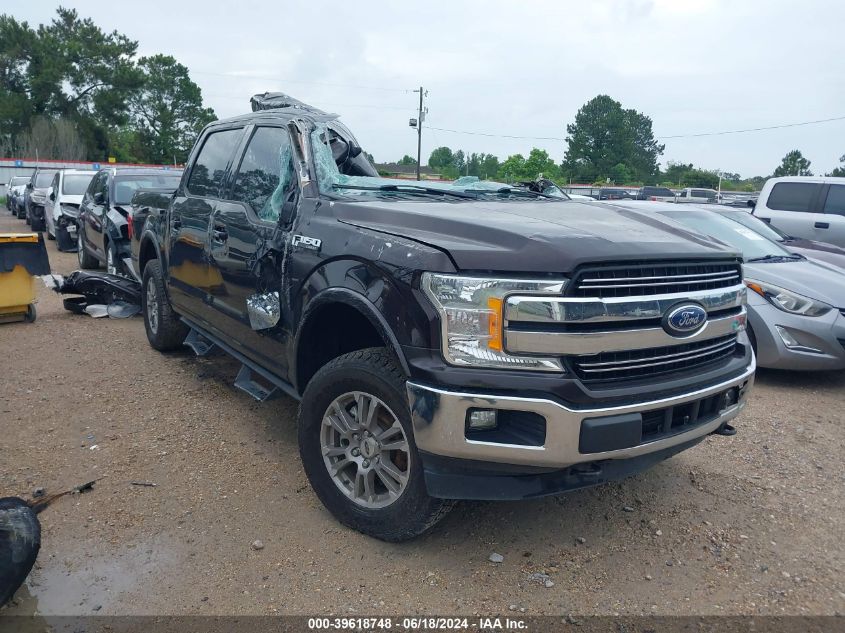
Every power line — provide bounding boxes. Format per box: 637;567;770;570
658;115;845;139
192;70;411;93
426;115;845;143
427;126;566;141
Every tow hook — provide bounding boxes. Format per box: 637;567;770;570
712;422;737;436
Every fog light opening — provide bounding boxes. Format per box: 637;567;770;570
467;408;498;430
775;325;822;353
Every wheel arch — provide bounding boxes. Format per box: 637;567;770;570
293;287;412;394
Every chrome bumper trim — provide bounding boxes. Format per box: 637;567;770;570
506;308;746;355
406;358;755;468
504;284;746;324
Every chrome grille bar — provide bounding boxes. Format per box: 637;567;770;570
577;338;737;372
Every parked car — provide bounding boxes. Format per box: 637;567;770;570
133;92;753;541
6;176;31;217
704;206;845;270
751;176;845;247
126;185;181;282
597;188;633;200
635;186;676;201
77;168;183;275
675;188;719;204
43;170;96;250
24;168;59;230
612;200;845;370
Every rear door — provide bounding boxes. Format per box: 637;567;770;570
167;126;245;321
755;181;824;241
818;183;845;246
209;124;299;376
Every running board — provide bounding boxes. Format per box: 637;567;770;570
184;329;217;356
180;318;301;402
234;365;279;401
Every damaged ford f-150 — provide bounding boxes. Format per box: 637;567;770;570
135;93;755;541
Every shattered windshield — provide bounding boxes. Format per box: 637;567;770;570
309;124;554;202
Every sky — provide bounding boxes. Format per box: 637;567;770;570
7;0;845;177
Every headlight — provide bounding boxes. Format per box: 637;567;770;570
421;272;567;371
745;279;831;317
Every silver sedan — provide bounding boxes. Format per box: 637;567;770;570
611;201;845;370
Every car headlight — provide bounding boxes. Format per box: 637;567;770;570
421;272;567;371
745;279;832;317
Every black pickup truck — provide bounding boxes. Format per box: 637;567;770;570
134;93;755;541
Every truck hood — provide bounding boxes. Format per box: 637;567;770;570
334;199;739;273
744;259;845;308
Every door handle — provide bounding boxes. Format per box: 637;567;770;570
814;221;829;229
212;225;228;242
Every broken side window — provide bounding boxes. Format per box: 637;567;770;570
230;126;296;223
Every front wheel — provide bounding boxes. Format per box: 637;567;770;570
298;348;453;542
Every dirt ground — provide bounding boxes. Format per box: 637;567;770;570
1;210;843;618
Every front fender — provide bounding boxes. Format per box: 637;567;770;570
296;286;412;378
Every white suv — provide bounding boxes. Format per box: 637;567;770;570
752;176;845;247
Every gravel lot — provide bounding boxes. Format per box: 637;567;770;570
1;211;843;618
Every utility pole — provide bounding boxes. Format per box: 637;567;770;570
412;86;427;180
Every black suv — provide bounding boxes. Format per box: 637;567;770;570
134;93;755;541
77;167;183;275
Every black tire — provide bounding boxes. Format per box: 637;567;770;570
142;259;188;351
298;347;453;542
76;229;99;269
46;230;55;241
24;304;36;323
63;297;87;315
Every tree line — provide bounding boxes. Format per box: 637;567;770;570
0;7;215;164
413;95;844;190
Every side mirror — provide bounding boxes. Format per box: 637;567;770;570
49;190;56;201
26;182;33;190
747;199;756;209
93;192;105;205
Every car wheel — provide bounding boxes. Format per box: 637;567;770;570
23;304;36;323
76;229;99;269
298;347;453;542
142;259;188;351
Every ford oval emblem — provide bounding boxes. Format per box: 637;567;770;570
662;303;707;336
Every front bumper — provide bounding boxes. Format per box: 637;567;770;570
407;358;754;498
749;300;845;370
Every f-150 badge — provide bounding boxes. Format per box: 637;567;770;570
292;235;321;252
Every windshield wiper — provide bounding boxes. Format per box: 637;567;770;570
332;183;476;199
746;253;803;263
469;187;556;199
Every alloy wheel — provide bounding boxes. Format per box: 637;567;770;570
146;279;159;334
320;391;410;509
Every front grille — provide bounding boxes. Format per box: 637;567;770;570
571;334;738;383
569;261;742;298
